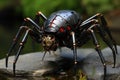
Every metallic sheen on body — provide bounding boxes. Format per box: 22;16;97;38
44;10;80;32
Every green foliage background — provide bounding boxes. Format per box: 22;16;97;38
0;0;119;59
0;0;119;16
20;0;119;16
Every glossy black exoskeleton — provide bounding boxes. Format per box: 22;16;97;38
6;10;117;80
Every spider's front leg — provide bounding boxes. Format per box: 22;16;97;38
13;27;31;75
5;17;41;68
70;31;78;80
6;26;33;75
6;26;28;68
6;12;47;76
35;11;47;24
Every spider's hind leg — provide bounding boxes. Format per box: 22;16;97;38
82;13;117;68
97;24;116;68
100;14;118;55
82;13;117;55
88;28;107;80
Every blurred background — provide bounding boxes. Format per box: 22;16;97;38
0;0;120;59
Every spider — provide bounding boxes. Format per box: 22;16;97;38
6;10;117;80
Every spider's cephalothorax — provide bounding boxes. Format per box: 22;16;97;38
6;10;117;80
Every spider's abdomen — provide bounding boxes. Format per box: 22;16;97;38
44;10;82;33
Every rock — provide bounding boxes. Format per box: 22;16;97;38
81;46;120;80
0;46;120;80
0;47;94;79
0;47;94;73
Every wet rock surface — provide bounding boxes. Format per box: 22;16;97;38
0;46;120;80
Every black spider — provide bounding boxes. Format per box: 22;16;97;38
6;10;117;80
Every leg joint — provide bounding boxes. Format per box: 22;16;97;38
96;13;103;17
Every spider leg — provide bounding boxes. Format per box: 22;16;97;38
97;24;116;67
6;15;46;75
88;28;106;80
6;16;44;68
29;12;47;51
25;12;47;33
34;11;47;31
42;51;47;61
71;32;77;65
13;28;31;76
82;13;117;67
35;11;47;24
80;19;98;31
82;13;117;55
100;15;118;55
6;26;27;68
24;18;41;33
82;13;101;24
71;31;78;80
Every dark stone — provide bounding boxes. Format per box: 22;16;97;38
81;46;120;80
0;46;120;80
